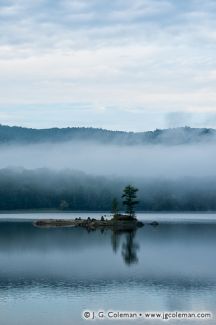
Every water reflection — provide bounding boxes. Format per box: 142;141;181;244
0;220;216;325
0;221;216;283
111;230;139;265
84;226;140;265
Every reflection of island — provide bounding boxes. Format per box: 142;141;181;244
111;230;139;266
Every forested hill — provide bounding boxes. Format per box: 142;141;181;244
0;125;216;145
0;168;216;211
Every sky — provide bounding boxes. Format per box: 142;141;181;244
0;0;216;131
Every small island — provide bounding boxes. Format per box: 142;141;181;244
34;185;148;230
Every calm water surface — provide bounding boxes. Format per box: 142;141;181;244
0;213;216;324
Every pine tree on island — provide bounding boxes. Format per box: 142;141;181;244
122;185;139;220
111;185;139;221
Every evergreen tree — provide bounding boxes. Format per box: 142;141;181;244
111;198;119;216
122;185;139;218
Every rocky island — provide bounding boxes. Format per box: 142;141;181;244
33;214;145;230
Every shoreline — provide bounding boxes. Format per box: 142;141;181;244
1;210;216;214
0;217;216;225
33;218;146;230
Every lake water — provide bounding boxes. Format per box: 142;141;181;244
0;213;216;324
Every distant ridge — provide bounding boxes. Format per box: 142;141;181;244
0;125;215;145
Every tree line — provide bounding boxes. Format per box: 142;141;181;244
0;124;215;145
0;168;216;211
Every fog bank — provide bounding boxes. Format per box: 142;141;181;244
0;141;215;178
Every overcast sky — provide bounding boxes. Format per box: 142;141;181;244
0;0;216;131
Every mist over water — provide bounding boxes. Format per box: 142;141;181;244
0;141;216;178
0;140;215;211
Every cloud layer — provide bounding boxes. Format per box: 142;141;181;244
0;0;216;130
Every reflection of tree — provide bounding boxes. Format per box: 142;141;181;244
111;230;139;266
111;230;121;253
122;231;139;265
